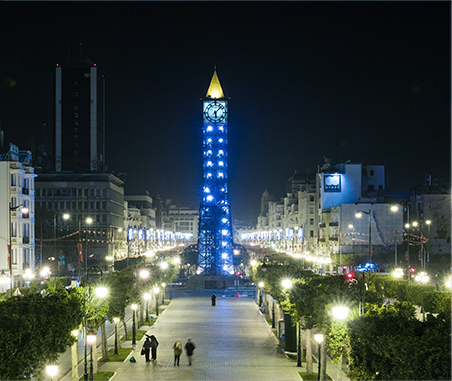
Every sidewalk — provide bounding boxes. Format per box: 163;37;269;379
64;291;301;381
60;290;350;381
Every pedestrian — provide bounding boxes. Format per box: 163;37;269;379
172;340;183;366
149;334;159;360
184;338;196;365
211;293;216;306
142;336;152;362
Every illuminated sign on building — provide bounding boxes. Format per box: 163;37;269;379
324;174;341;192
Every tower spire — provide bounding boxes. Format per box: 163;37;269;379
206;67;224;99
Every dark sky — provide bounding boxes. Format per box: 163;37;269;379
0;2;450;223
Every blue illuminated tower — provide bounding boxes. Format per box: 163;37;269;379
198;69;234;276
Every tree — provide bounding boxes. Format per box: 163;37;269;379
0;288;83;380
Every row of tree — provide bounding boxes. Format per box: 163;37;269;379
0;257;177;380
254;259;451;380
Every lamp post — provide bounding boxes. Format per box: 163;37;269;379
54;213;69;280
154;287;160;316
332;306;349;380
355;209;372;262
161;283;166;304
258;281;264;307
282;278;302;368
113;317;120;355
144;293;150;322
8;203;28;297
82;217;93;381
314;334;324;381
87;333;96;381
131;304;137;345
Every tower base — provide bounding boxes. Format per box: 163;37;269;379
185;275;240;289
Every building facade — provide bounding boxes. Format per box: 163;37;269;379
0;144;36;292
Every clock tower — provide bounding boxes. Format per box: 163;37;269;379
198;68;234;276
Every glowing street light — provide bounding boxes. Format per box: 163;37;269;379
415;271;429;284
393;268;404;279
332;306;350;320
46;364;59;381
281;279;293;288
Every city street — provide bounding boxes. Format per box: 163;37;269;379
60;290;302;381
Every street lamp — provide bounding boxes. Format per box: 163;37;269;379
415;271;429;284
355;209;372;262
332;306;350;320
131;304;137;345
87;333;97;381
154;287;160;316
23;268;34;286
83;283;106;381
144;293;150;322
332;306;349;380
71;329;79;380
46;364;59;381
282;278;301;368
54;213;70;280
282;279;293;289
161;283;166;304
314;333;324;381
258;281;264;307
113;317;120;355
8;203;28;297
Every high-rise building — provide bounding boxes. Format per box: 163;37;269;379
198;69;233;275
55;57;104;173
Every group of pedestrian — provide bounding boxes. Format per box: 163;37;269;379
141;335;196;366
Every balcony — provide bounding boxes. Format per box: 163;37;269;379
22;187;29;195
329;222;339;227
23;237;30;244
319;223;326;228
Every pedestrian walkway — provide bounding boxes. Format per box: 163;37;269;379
72;291;301;381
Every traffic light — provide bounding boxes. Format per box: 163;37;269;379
236;271;241;276
346;272;354;280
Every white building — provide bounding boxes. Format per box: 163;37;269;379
0;144;36;292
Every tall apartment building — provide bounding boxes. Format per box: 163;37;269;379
0;144;36;292
55;57;104;173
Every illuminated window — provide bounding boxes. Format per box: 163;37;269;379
207;161;213;167
218;150;224;156
218;173;224;178
207;150;212;155
207;138;212;143
207;195;214;202
222;230;228;235
207;173;212;178
219;138;223;143
222;218;227;223
222;253;228;259
207;126;213;132
219;161;224;166
204;187;210;193
219;126;224;131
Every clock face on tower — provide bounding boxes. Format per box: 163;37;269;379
204;101;226;123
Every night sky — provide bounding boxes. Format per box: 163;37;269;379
0;2;450;223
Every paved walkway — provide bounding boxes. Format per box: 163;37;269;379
64;290;301;381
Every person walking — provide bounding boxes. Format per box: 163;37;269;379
149;335;159;360
211;293;216;306
142;336;152;362
172;340;183;366
184;338;196;366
